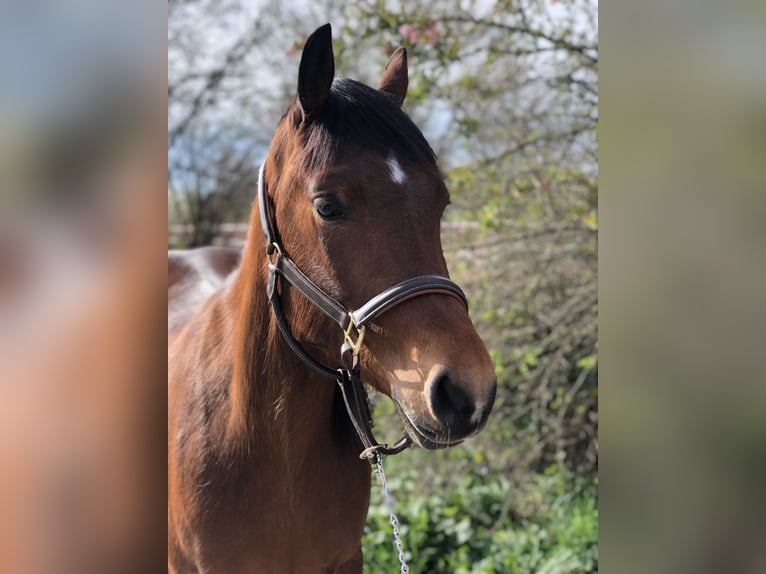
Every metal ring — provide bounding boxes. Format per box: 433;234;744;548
267;242;283;265
359;444;386;460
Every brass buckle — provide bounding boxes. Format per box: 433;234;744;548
343;312;366;357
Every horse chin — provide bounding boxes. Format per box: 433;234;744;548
393;403;465;451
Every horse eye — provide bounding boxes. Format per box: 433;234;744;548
313;196;346;222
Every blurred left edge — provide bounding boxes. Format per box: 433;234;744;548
0;1;167;573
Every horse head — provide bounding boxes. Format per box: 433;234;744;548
261;24;496;449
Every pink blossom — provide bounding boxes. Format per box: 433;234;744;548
425;25;438;45
398;24;418;44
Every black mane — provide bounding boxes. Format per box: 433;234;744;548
299;78;438;174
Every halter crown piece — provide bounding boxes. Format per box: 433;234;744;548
257;163;469;461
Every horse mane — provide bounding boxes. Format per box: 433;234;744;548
226;243;273;453
226;254;357;457
299;78;439;175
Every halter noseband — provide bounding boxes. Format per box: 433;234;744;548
257;163;468;462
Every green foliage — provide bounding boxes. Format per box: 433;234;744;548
441;141;598;474
362;451;597;573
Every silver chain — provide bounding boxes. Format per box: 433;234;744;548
373;453;410;574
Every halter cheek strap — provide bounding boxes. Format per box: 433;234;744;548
258;163;469;461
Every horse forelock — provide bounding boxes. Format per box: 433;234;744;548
275;78;438;179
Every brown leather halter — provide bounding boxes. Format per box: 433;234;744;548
257;164;468;462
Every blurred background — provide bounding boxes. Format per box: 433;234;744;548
600;1;766;573
0;1;165;572
169;0;598;571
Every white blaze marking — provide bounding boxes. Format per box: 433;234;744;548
386;152;407;185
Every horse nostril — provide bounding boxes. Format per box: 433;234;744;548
427;368;476;430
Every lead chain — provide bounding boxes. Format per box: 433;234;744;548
374;453;410;574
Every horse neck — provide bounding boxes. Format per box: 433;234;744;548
225;217;342;458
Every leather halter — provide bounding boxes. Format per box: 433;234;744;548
257;163;468;461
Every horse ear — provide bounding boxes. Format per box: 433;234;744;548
295;23;335;125
377;47;408;108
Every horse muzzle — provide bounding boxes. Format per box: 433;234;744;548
393;375;496;450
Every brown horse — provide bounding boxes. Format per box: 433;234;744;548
168;24;496;573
